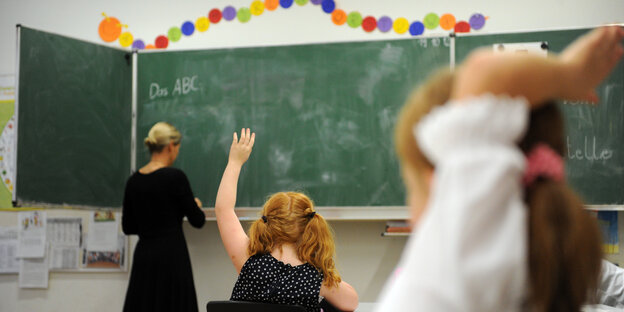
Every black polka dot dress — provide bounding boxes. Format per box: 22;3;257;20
230;253;323;312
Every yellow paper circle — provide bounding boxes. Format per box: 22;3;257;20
119;32;134;47
251;1;265;16
393;18;409;34
196;17;210;32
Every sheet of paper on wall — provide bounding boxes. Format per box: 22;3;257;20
19;256;49;288
87;211;119;252
0;226;19;273
47;217;81;247
16;211;46;258
47;217;82;270
49;246;80;270
82;234;126;270
492;41;548;57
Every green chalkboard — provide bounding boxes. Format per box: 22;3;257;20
137;37;450;207
17;27;132;207
456;28;624;204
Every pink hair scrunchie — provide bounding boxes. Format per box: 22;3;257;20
522;143;565;187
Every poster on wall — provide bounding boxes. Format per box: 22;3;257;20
16;211;46;258
0;75;15;208
47;217;82;270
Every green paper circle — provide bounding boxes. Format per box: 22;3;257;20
347;12;363;28
423;13;440;30
168;27;182;42
295;0;309;5
237;7;251;23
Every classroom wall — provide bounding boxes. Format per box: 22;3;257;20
0;211;405;312
0;0;623;311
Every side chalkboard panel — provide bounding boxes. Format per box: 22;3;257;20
456;29;624;204
17;27;132;207
137;37;450;207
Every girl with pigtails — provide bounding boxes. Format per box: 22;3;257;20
376;26;624;312
215;128;359;312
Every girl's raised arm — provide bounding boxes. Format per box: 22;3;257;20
453;26;624;106
215;128;255;273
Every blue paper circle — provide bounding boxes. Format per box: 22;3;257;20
181;21;195;36
280;0;294;8
409;21;425;36
321;0;335;13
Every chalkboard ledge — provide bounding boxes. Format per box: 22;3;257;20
201;206;409;221
586;205;624;211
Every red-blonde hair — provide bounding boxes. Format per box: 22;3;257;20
247;192;341;288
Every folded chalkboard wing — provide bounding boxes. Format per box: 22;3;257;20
17;26;132;208
206;300;307;312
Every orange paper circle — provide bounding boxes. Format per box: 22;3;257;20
439;14;456;30
99;17;122;42
145;44;156;49
331;9;347;25
265;0;279;11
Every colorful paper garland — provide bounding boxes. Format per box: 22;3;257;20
98;6;487;50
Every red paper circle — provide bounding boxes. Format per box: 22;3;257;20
155;35;169;48
209;9;222;23
362;16;377;32
454;21;470;33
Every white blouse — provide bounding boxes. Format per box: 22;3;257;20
376;94;529;311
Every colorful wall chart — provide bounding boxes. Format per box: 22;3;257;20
0;75;15;208
99;2;487;50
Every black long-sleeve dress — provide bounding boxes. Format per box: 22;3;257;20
122;167;206;312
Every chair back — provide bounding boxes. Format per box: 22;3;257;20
206;300;308;312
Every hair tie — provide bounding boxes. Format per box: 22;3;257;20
261;216;268;223
523;143;565;187
307;211;316;219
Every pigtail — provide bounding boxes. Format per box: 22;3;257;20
248;219;273;256
521;103;602;311
298;212;341;288
526;180;602;311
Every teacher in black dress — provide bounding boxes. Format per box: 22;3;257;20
122;121;206;312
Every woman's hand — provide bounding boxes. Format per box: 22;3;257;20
194;197;202;208
559;26;624;103
229;128;255;167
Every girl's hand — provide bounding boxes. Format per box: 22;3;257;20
229;128;255;166
194;197;202;208
560;26;624;103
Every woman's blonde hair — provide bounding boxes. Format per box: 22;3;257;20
144;122;182;154
247;192;341;288
395;67;602;311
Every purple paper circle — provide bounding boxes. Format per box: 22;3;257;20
469;13;485;30
132;40;145;50
311;0;323;4
181;21;195;36
321;0;335;13
409;21;425;36
280;0;294;8
377;16;393;32
222;6;237;21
